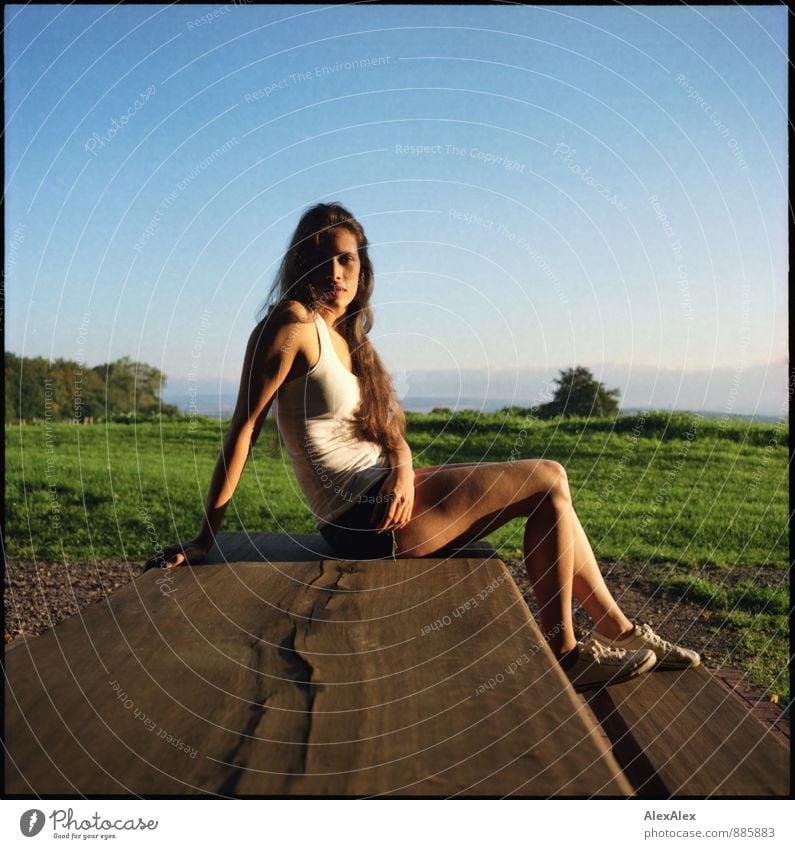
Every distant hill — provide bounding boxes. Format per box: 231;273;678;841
163;361;789;421
160;390;784;425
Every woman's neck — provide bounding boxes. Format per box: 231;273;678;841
319;306;347;333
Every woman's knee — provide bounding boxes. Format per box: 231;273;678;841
516;458;570;501
549;460;571;500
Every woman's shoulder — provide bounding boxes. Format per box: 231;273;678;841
264;299;316;325
250;300;317;342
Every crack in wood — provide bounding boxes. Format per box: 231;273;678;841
216;636;272;796
281;563;346;788
220;564;340;793
281;618;316;788
216;611;320;795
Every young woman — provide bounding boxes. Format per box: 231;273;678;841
145;202;699;691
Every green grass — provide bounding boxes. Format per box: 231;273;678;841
650;568;790;702
6;412;788;568
5;411;790;700
718;611;791;705
5;417;312;564
405;411;789;569
655;574;788;617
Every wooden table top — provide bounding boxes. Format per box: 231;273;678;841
5;542;629;797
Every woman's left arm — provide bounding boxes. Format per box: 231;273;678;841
373;435;415;532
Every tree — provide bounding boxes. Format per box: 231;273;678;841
6;354;52;421
5;352;20;421
4;352;178;422
93;356;179;416
539;366;620;418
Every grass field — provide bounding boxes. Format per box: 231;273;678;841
4;411;790;699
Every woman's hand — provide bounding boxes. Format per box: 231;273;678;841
371;465;415;532
143;538;209;572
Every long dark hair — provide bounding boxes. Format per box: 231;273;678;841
260;202;405;451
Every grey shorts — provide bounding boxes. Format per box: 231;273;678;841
319;476;398;561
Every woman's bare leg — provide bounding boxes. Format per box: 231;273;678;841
519;485;577;656
393;460;631;657
568;507;632;638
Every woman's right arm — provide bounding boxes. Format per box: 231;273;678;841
144;304;312;570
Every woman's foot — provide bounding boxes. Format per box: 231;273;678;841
562;638;657;693
592;622;700;669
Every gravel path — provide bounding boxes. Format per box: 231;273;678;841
5;559;142;641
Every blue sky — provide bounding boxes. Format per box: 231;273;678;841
4;4;788;414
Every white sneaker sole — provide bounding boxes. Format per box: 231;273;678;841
655;655;701;670
571;652;657;693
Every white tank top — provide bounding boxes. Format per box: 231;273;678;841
274;314;390;528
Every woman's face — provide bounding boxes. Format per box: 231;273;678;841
304;227;361;316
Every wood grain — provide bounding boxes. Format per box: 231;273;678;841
5;553;629;796
587;665;790;796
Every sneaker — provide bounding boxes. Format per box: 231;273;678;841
592;622;700;670
564;638;656;692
